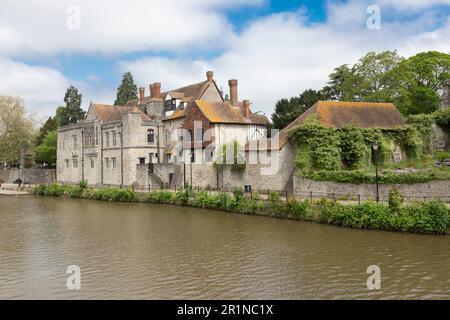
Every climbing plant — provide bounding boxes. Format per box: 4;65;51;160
288;119;341;171
288;118;426;172
406;114;435;154
213;140;246;173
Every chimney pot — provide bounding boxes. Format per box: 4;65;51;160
206;71;214;81
228;79;238;107
139;87;145;103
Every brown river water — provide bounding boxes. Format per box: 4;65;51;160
0;195;449;299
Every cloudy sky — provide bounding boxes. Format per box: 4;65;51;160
0;0;449;122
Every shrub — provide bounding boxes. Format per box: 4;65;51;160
145;191;173;204
388;188;403;213
78;179;88;189
172;189;191;206
286;199;312;220
217;192;236;211
268;192;286;217
236;192;264;214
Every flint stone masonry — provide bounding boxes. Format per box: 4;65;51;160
0;168;56;184
294;176;450;201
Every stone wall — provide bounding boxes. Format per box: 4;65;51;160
294;176;450;201
0;168;56;184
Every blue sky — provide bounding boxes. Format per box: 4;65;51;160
0;0;449;120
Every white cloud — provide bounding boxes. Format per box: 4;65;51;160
380;0;450;10
119;5;450;117
0;0;263;57
1;0;449;119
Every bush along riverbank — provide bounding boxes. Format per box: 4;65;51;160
33;182;450;235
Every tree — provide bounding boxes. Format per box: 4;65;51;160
114;72;138;105
36;130;57;165
0;96;36;165
36;116;58;146
395;51;450;114
322;64;361;101
271;89;322;129
58;86;85;126
353;51;404;102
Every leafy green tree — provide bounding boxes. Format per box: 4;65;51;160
0;96;36;165
271;89;322;129
395;51;450;114
58;86;85;126
36;130;57;165
114;72;138;105
36;116;58;146
322;64;361;101
353;51;404;102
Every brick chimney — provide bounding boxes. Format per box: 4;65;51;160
139;87;145;103
151;82;161;99
243;99;251;119
149;84;154;98
206;71;214;82
228;79;238;107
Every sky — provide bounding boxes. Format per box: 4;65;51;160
0;0;449;122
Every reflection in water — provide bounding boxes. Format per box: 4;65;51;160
0;195;449;299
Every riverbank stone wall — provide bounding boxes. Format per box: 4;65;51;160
294;176;450;201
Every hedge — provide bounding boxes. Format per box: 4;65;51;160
34;183;450;235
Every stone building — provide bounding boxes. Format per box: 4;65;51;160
57;72;269;188
241;101;409;193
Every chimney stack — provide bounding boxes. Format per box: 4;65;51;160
243;100;251;119
206;71;214;82
228;79;238;107
150;82;161;99
149;84;154;98
139;87;145;103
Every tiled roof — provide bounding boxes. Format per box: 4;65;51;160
164;107;186;121
249;100;406;150
126;80;218;106
92;104;150;123
195;100;269;125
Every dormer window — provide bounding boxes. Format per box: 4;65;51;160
179;102;185;110
165;98;176;111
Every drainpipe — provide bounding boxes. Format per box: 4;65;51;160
100;125;103;185
157;124;161;163
81;129;85;181
120;125;124;188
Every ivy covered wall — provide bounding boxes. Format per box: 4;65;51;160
287;118;431;172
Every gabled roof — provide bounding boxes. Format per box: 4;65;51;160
126;79;223;106
193;100;269;125
249;100;406;150
91;103;151;123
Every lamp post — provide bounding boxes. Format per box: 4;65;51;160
372;141;379;202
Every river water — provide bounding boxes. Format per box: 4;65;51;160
0;195;449;299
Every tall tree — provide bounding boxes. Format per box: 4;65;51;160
0;96;36;165
36;130;57;165
114;72;138;105
36;116;58;146
395;51;450;114
353;51;404;102
59;86;85;126
322;64;361;101
271;89;322;129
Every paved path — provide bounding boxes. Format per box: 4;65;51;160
0;189;29;195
